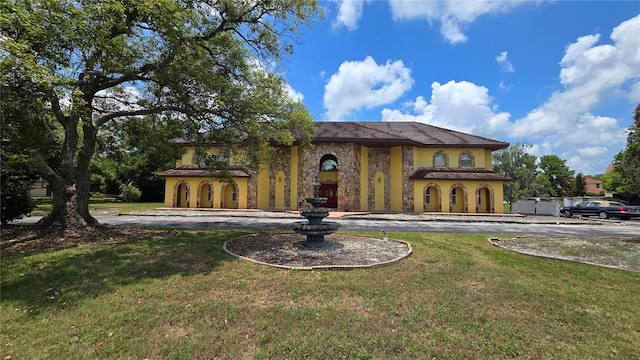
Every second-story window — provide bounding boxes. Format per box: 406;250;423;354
320;154;338;172
434;152;446;167
459;152;472;168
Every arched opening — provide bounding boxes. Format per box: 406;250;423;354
319;154;338;208
222;183;239;209
174;181;190;208
424;184;441;212
319;154;338;172
449;185;466;213
476;185;493;213
198;181;214;208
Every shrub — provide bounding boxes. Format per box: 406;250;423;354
118;184;141;203
1;176;36;224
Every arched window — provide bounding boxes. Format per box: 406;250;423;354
320;154;338;171
459;152;473;168
433;152;447;167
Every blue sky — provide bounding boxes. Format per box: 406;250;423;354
280;0;640;175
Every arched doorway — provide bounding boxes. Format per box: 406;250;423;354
424;184;441;212
475;185;493;213
222;183;239;209
450;185;467;213
319;154;338;208
198;181;214;208
174;181;190;208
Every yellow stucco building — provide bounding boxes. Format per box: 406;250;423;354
157;121;510;213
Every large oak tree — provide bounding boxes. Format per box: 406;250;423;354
1;0;320;229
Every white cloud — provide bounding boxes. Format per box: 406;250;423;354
331;0;533;42
506;15;638;173
381;80;511;135
333;0;369;31
496;51;514;73
388;0;528;43
376;15;639;174
284;83;304;102
323;56;413;119
510;14;640;139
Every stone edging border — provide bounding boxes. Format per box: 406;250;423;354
487;237;639;273
223;233;413;270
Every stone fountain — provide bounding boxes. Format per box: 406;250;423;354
291;174;341;242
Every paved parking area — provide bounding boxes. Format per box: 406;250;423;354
128;208;608;224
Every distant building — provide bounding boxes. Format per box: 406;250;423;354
30;178;51;197
585;177;604;195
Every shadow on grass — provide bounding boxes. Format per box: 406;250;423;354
1;229;251;316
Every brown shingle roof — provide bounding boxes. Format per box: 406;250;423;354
172;121;509;150
156;168;250;178
409;168;511;181
313;122;509;150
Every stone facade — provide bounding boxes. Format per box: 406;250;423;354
402;146;414;212
269;147;292;209
367;147;391;211
298;143;360;211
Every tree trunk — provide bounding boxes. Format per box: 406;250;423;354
36;116;99;230
36;182;97;229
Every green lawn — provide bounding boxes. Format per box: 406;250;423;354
2;230;639;359
30;199;164;216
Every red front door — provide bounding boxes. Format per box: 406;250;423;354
320;183;338;208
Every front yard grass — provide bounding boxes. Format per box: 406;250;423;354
29;200;164;216
2;230;639;359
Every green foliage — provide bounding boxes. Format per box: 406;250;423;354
0;169;36;224
610;104;640;197
92;114;184;201
572;173;587;197
539;155;575;197
118;183;142;203
492;142;543;204
1;0;321;228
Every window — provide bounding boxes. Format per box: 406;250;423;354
459;153;472;168
320;154;338;171
207;184;212;201
451;188;457;204
425;188;432;204
476;190;482;205
596;184;601;189
231;184;238;202
434;152;446;167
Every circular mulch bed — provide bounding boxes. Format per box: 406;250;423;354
223;233;412;270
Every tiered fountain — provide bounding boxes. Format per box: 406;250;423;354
291;175;341;242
